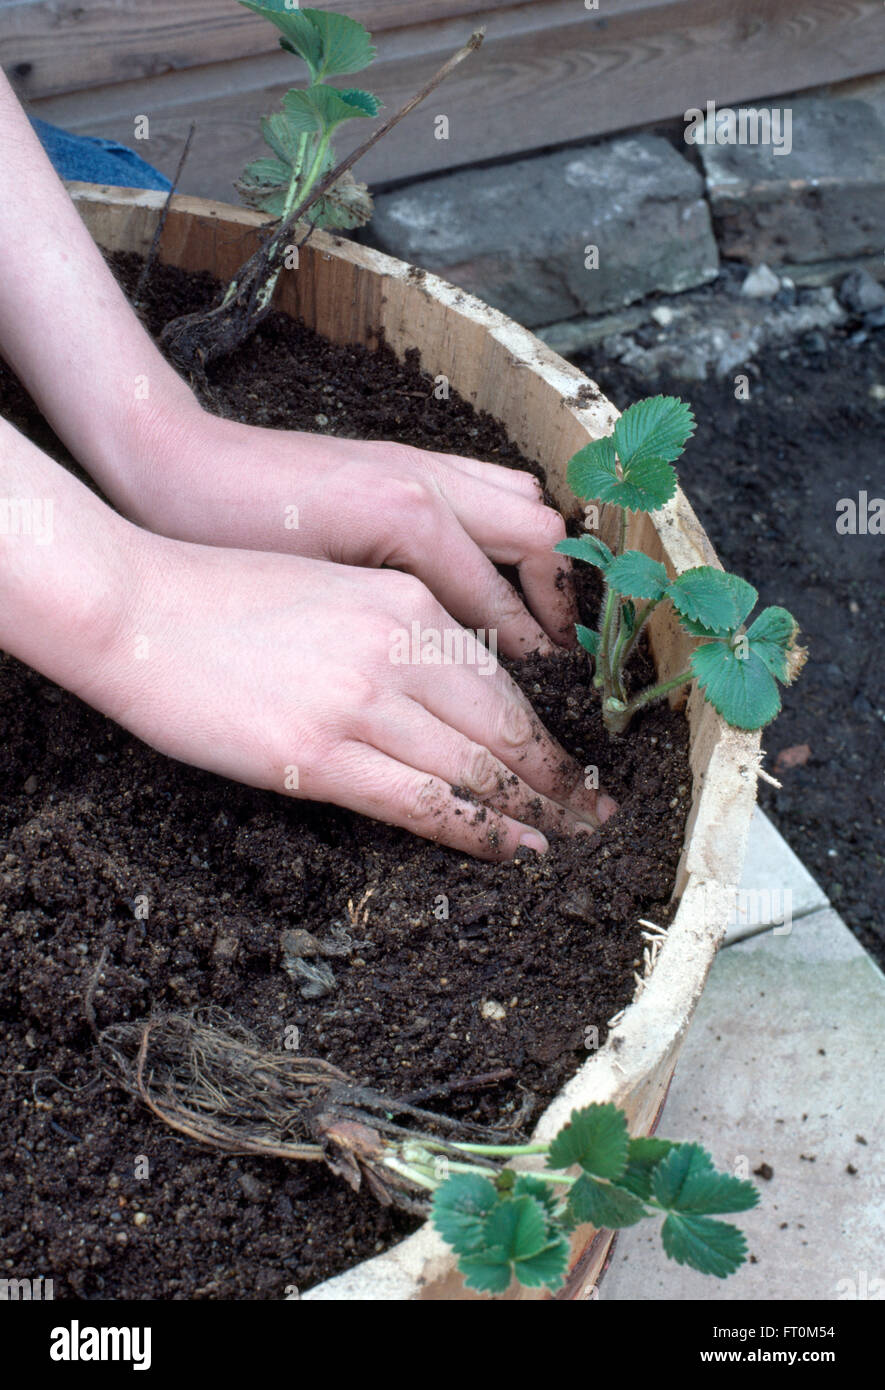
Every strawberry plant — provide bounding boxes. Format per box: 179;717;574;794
556;396;807;735
423;1102;758;1293
236;3;379;232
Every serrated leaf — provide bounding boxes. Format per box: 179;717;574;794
299;8;375;78
745;606;800;683
661;1213;749;1278
240;3;375;82
575;625;601;656
260;112;304;164
546;1103;629;1179
691;640;782;730
456;1251;513;1294
483;1195;549;1261
513;1237;571;1290
513;1174;559;1220
606;550;669;600
554;534;613;571
652;1145;759;1215
668;567;757;636
566;437;618;502
312;170;374;229
619;1137;678;1201
566;435;677;513
430;1173;498;1256
568;1174;648;1228
282;84;377;135
336;86;382;118
613;395;695;470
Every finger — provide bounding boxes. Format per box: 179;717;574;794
390;517;554;659
368;697;598;840
428;471;578;647
423;448;545;500
315;742;549;861
411;658;618;826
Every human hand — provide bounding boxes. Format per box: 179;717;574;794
129;407;578;658
100;532;614;859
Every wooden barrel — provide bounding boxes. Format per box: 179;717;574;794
69;183;760;1301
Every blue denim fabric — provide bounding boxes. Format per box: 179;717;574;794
30;116;172;191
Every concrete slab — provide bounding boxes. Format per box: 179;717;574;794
725;807;830;944
599;906;885;1300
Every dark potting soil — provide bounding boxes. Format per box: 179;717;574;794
0;254;690;1299
584;329;885;968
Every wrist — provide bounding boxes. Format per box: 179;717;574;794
0;421;151;711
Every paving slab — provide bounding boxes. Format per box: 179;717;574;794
726;807;830;944
368;135;718;326
599;905;885;1300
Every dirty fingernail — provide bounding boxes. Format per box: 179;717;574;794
597;793;618;822
518;829;549;855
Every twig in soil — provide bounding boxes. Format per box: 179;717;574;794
159;31;485;378
133;123;196;312
83;945;109;1037
98;1008;524;1213
399;1068;515;1107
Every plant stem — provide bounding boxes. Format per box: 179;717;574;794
598;584;617;696
617;508;627;557
604;667;693;734
254;131;331;314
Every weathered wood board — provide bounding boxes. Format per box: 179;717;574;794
12;1;885;196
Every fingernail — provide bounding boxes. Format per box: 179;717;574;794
597;793;618;822
518;830;549;855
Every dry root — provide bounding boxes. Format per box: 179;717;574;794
99;1007;518;1213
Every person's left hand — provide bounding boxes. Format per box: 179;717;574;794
128;408;578;659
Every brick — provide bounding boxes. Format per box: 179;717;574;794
699;97;885;264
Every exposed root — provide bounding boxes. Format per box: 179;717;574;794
99;1007;520;1213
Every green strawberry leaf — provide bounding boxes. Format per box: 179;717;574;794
336;87;382;118
554;534;614;571
240;3;375;82
546;1103;629;1179
512;1236;571;1290
661;1213;749;1278
745;606;797;682
652;1145;759;1215
575;625;601;656
606;550;670;600
483;1195;549;1260
668;567;757;637
566;434;677;513
691;640;782;730
619;1137;678;1201
456;1251;514;1294
260;112;304;164
513;1174;560;1220
430;1173;498;1256
566;437;619;503
282;84;378;135
613;395;696;471
568;1174;648;1228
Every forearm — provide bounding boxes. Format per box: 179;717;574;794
0;415;140;706
0;71;200;515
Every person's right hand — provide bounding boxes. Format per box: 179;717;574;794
97;533;616;860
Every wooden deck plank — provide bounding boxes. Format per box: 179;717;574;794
23;0;885;194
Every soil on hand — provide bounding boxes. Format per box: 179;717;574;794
0;255;690;1299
